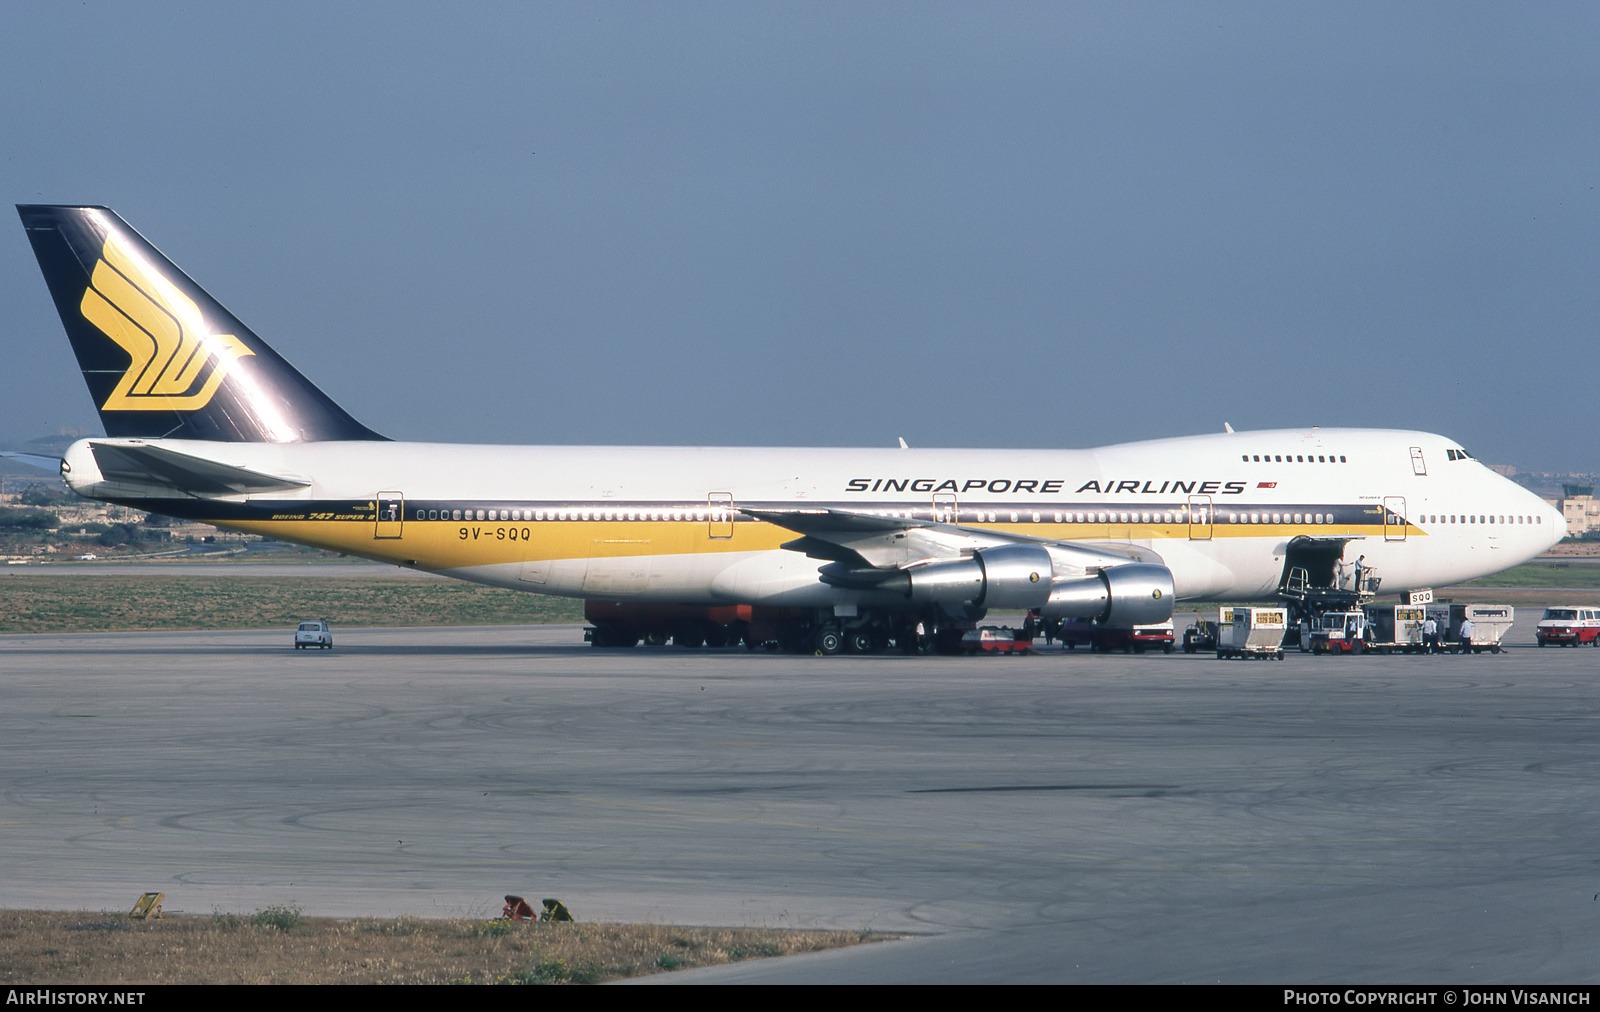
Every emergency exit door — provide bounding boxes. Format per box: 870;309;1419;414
933;493;958;523
1383;496;1407;541
707;492;734;539
375;491;404;539
1188;495;1213;540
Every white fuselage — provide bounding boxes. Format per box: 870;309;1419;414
62;426;1562;607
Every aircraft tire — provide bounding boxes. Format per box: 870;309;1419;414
815;627;844;656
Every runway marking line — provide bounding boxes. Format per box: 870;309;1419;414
513;792;987;850
1053;834;1562;880
1171;834;1560;846
1050;850;1335;881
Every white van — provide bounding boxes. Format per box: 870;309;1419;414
1535;607;1600;647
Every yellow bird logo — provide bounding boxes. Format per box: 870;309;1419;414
78;235;253;411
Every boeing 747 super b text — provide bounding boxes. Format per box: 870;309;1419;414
14;205;1564;652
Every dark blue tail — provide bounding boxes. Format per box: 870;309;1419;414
18;205;384;442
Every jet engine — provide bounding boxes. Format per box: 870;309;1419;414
882;546;1175;625
889;544;1055;610
1035;563;1175;627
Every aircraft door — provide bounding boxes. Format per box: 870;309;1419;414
375;491;404;539
1410;447;1427;475
1188;495;1213;540
708;492;734;539
933;492;958;523
1384;496;1407;541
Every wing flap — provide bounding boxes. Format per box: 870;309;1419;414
742;506;1162;573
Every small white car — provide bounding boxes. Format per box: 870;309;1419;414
294;620;333;650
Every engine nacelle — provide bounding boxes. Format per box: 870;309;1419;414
896;544;1054;610
1037;563;1175;627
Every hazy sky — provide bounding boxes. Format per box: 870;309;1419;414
2;3;1596;470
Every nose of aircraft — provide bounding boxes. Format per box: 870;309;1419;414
1536;491;1567;549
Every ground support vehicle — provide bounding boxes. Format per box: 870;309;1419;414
1278;560;1380;649
1308;607;1424;654
1425;603;1514;654
294;620;333;650
1182;608;1237;653
1308;611;1368;654
1362;605;1428;653
1054;617;1174;653
1217;607;1286;660
1535;607;1600;647
958;626;1033;655
1123;620;1175;654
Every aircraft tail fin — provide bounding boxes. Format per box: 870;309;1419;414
17;205;385;442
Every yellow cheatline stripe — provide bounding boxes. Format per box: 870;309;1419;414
201;516;1409;571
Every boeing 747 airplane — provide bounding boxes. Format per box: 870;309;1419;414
14;205;1564;651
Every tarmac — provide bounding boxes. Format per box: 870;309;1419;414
2;616;1597;983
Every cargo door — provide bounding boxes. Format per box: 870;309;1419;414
932;492;958;523
375;491;404;539
1187;495;1213;540
707;492;734;539
1383;496;1407;541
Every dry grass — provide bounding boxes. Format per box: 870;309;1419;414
0;909;880;984
0;574;585;633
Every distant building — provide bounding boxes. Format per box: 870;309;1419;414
1561;492;1600;536
1486;464;1518;477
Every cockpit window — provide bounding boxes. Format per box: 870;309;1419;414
1446;448;1474;461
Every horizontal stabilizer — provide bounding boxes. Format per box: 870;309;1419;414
0;451;63;472
88;442;310;495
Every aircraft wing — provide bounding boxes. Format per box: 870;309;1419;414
740;506;1160;581
87;442;311;496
